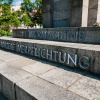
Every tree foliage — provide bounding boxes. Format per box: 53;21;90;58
10;12;21;28
21;0;35;13
0;4;11;30
0;0;13;5
21;14;33;27
0;2;21;31
21;0;42;26
0;0;43;31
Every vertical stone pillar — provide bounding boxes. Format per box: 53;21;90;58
81;0;89;27
52;0;72;27
42;0;53;28
88;0;98;26
43;0;100;27
70;0;83;27
97;0;100;22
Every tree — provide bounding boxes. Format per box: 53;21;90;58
10;11;21;28
0;4;12;30
0;3;21;31
0;0;13;5
21;0;35;13
21;14;33;27
33;0;42;26
21;0;42;27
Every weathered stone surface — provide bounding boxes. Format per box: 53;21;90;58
13;27;100;44
43;0;87;27
0;53;22;62
16;86;37;100
88;0;98;26
13;29;26;38
93;50;100;74
8;57;37;68
42;0;100;27
39;68;82;88
22;62;55;76
42;0;51;13
0;66;31;100
0;93;7;100
16;76;85;100
79;27;100;44
69;76;100;100
0;59;4;64
52;0;71;27
42;0;53;28
0;49;100;100
13;28;79;42
77;48;95;73
71;0;83;27
0;37;100;74
0;63;10;92
97;0;100;22
0;66;31;83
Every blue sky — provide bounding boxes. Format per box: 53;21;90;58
12;0;35;6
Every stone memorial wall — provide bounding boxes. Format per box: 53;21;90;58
1;26;100;75
52;0;71;27
43;0;100;28
0;38;99;74
13;27;100;44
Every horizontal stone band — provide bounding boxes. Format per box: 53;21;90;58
13;27;100;44
0;37;100;75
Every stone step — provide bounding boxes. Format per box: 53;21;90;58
13;27;100;44
0;49;100;100
0;37;100;75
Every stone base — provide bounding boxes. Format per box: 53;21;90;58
13;27;100;44
0;37;100;75
0;48;100;100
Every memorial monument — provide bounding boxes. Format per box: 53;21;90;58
1;1;100;100
0;0;100;75
43;0;100;27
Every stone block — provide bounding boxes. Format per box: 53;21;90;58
8;57;37;69
77;48;95;73
42;0;51;13
52;0;72;27
13;29;27;38
43;12;52;28
1;76;15;100
13;28;79;42
53;10;71;21
39;68;82;88
0;37;100;74
71;7;82;27
53;0;71;10
15;86;37;100
79;27;100;44
27;28;48;39
0;66;31;100
22;62;55;76
88;0;98;9
93;50;100;74
0;63;9;92
88;0;98;26
16;76;85;100
53;19;70;27
69;76;100;100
